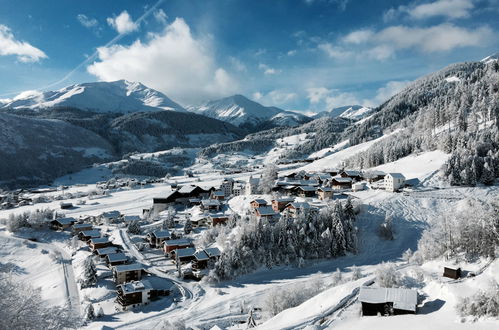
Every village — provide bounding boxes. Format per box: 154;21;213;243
39;167;418;315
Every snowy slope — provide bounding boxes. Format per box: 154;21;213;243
314;105;373;121
481;52;499;63
0;80;186;113
189;94;310;129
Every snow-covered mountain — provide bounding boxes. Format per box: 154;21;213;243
313;105;373;121
189;94;310;130
0;80;186;113
481;52;499;63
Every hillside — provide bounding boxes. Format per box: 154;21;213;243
189;94;311;131
0;80;186;113
314;105;373;121
0;113;114;187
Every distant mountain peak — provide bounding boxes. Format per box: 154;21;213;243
0;80;186;114
313;105;373;121
481;52;499;63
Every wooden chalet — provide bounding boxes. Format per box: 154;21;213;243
95;246;119;259
271;197;295;212
255;206;278;220
192;250;210;270
113;263;144;284
50;217;76;231
208;213;230;227
116;280;153;310
89;237;111;251
330;177;353;189
443;266;461;280
100;210;121;223
78;229;101;241
359;287;417;316
190;215;209;228
295;186;317;198
106;252;128;267
188;198;202;206
59;202;73;210
211;190;225;200
317;187;333;200
146;229;171;248
152;191;180;214
72;223;92;235
250;199;268;209
163;238;193;255
340;170;363;182
174;247;197;264
285;202;311;217
200;199;221;212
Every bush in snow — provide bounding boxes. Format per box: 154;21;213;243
183;220;192;234
81;256;97;288
456;284;499;319
127;221;142;235
159;319;187;330
375;263;401;288
378;216;394;240
260;163;278;194
0;274;80;329
4;208;57;232
85;303;95;321
350;265;362;281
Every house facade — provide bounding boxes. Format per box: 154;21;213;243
113;263;144;284
384;173;406;192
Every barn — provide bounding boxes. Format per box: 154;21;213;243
359;287;418;316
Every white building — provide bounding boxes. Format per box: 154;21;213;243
232;182;244;196
220;178;234;197
116;280;153;310
245;176;260;195
384;173;406;192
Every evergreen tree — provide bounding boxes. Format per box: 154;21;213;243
81;256;97;288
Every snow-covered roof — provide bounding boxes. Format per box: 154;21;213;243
123;215;140;222
297;186;316;192
96;247;118;255
114;263;144;272
288;202;311;209
212;191;225;196
209;213;230;219
53;217;76;225
178;185;197;194
342;170;362;176
251;199;268;204
164;238;192;246
205;247;222;258
256;206;277;216
359;287;417;312
119;280;152;294
194;250;210;261
332;177;353;183
101;210;121;218
386;173;406;179
80;229;101;237
176;247;196;258
201;199;221;206
107;252;127;262
90;237;110;244
73;223;92;229
152;229;171;239
273;197;295;203
317;187;333;192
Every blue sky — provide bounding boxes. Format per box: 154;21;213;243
0;0;498;112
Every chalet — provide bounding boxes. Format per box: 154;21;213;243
325;169;340;176
255;206;278;220
190;215;209;228
317;187;333;200
363;170;386;183
50;217;76;231
250;199;268;209
271;197;295;212
208;213;230;227
113;263;144;284
100;210;121;223
313;173;333;185
340;170;363;181
192;250;210;270
443;266;461;280
152;191;180;214
175;185;213;204
106;252;128;267
123;215;141;225
146;230;171;248
95;247;119;259
174;247;197;264
205;247;222;260
188;198;201;206
285;202;311;217
201;199;221;212
211;190;225;200
331;177;353;189
116;280;153;310
384;173;406;192
220;178;234;197
89;237;111;251
79;229;101;241
359;287;417;316
72;223;92;235
245;176;260;195
295;186;317;198
163;238;193;255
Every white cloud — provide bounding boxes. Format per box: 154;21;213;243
365;80;412;106
153;9;168;24
107;11;138;34
0;25;47;62
229;56;247;72
258;63;281;75
253;90;297;106
342;23;493;59
77;14;98;28
287;49;297;56
87;18;238;105
318;43;352;59
385;0;475;21
306;87;361;109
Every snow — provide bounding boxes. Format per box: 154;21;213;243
445;76;461;83
314;105;373;121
